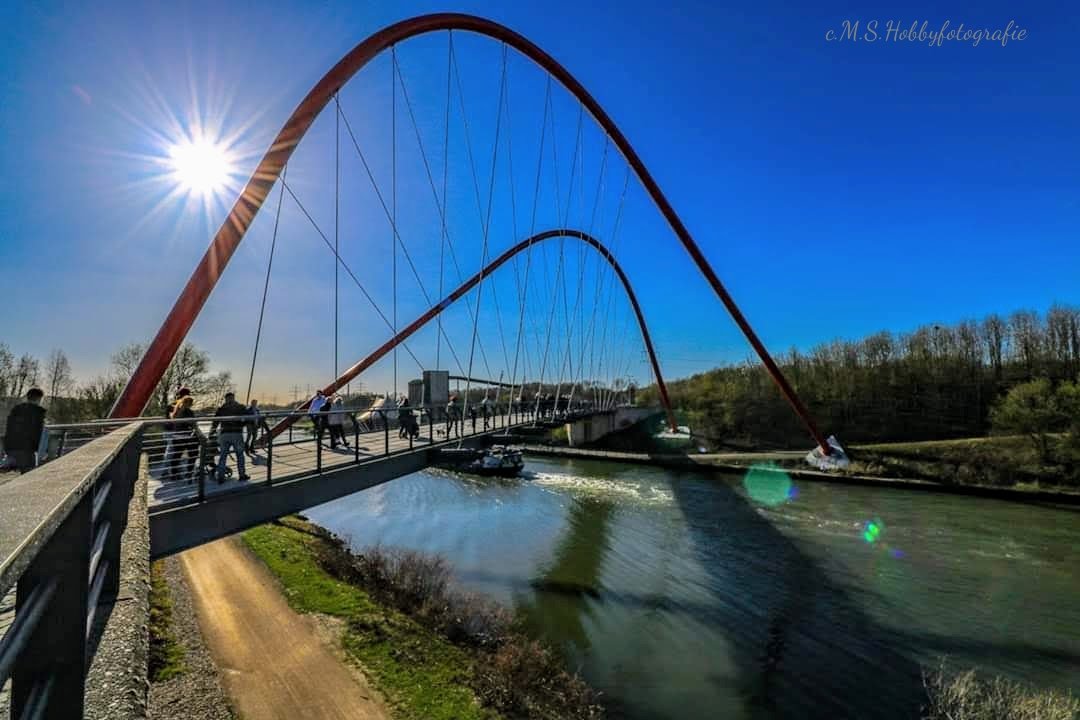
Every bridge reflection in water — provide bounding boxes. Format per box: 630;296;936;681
307;455;1080;720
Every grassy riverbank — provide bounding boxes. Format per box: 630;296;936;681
847;435;1080;491
242;516;602;720
923;663;1080;720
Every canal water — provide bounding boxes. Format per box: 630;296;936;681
305;456;1080;719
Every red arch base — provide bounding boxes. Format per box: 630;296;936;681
109;13;828;454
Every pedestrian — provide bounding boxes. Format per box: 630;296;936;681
481;395;491;430
245;398;263;455
319;398;333;446
328;396;349;449
212;392;250;483
161;387;192;473
309;390;328;444
167;396;197;482
398;397;411;439
2;388;46;473
468;403;478;433
445;396;459;438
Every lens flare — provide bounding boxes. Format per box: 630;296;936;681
742;463;796;506
863;519;883;544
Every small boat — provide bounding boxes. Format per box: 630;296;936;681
435;445;524;477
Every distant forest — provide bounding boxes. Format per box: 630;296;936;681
639;305;1080;448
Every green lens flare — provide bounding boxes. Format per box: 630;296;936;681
742;463;794;506
863;520;883;544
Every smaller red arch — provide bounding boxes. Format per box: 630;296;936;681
266;228;677;439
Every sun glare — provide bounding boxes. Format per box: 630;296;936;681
167;135;236;197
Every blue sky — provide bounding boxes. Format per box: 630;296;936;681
1;0;1077;401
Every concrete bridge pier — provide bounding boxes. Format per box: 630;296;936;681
565;407;659;446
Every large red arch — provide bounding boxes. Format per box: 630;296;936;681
110;13;829;453
265;228;677;438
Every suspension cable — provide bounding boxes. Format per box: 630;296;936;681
594;168;632;408
278;176;424;371
334;94;340;382
336;98;469;377
437;32;452;371
391;42;498;380
245;165;288;403
451;37;508;421
392;44;398;399
567;134;610;407
508;75;551;417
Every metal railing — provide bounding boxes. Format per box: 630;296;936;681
32;405;553;505
0;423;142;719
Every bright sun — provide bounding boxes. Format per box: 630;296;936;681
167;135;235;197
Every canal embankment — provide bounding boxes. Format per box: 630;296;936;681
519;442;1080;506
241;516;604;720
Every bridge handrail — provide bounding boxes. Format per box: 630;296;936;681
0;422;143;717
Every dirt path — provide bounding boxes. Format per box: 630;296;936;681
179;537;392;720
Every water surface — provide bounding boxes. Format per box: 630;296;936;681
306;457;1080;719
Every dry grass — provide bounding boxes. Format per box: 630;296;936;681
923;663;1080;720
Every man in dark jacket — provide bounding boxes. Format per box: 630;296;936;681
3;388;46;473
211;392;250;482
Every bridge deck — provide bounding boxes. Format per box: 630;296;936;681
147;413;533;509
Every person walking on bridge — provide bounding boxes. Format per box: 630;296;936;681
327;396;349;449
445;396;460;438
2;387;46;473
481;395;491;430
166;396;197;482
244;398;265;455
309;390;328;444
212;392;250;483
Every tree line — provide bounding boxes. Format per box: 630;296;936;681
639;305;1080;448
0;342;235;422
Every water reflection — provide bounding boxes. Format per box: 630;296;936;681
307;458;1080;720
516;496;615;655
668;474;926;719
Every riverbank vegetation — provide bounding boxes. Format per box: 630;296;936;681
148;561;185;682
641;306;1079;445
242;516;602;720
639;306;1080;486
922;663;1080;720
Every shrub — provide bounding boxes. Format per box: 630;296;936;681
299;520;603;718
923;663;1080;720
990;379;1069;462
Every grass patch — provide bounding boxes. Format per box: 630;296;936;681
243;517;602;720
847;435;1080;490
923;662;1080;719
148;560;185;682
243;519;495;720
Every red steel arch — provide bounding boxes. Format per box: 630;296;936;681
110;13;829;453
265;228;676;439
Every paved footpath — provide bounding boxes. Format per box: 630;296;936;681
179;537;392;720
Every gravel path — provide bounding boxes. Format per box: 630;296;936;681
148;556;235;720
178;537;392;720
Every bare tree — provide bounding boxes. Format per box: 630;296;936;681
112;342;213;415
78;375;125;420
202;371;235;409
11;354;40;398
0;344;14;397
44;349;74;402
